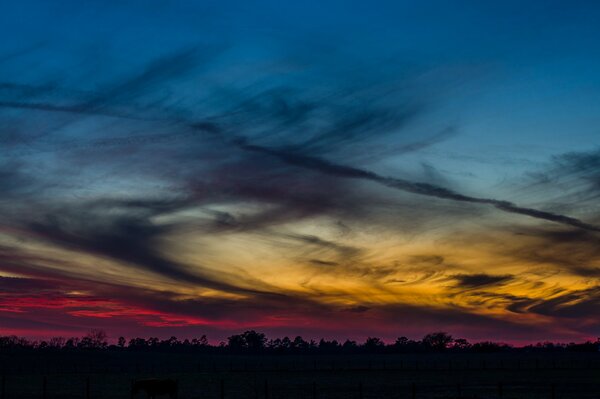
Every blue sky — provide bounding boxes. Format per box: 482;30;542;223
3;1;599;190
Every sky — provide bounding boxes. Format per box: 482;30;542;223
0;0;599;344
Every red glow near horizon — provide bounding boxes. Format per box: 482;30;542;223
1;290;596;346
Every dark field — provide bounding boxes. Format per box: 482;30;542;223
1;352;599;398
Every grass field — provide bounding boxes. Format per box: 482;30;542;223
1;352;598;398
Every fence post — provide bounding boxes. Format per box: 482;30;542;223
1;375;5;399
42;376;47;399
456;383;461;397
86;377;90;399
264;379;268;399
220;379;224;399
411;382;416;399
551;383;556;399
358;382;363;399
312;382;317;399
498;381;503;397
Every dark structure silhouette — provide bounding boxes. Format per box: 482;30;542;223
131;379;178;399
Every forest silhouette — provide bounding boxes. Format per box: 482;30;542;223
1;330;598;354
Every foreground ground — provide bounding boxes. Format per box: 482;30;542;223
1;352;598;398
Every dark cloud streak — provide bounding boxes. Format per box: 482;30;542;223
452;273;513;288
231;137;600;232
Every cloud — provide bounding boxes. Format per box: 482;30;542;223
527;287;600;319
231;137;600;232
0;276;60;293
309;259;339;267
14;198;270;295
452;273;514;288
525;148;600;205
505;227;600;278
285;233;363;260
0;162;34;198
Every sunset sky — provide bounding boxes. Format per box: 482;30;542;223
1;1;599;344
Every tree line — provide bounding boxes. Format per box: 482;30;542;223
0;330;598;354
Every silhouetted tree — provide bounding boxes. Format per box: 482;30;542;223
78;329;108;349
293;336;309;350
471;341;509;353
422;332;453;351
161;336;180;348
227;331;266;352
227;334;245;351
267;338;284;351
363;337;384;352
452;338;471;350
64;337;80;349
393;336;420;352
128;337;148;350
243;330;267;352
1;330;598;355
48;337;65;349
342;339;358;351
318;339;341;353
191;335;208;347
